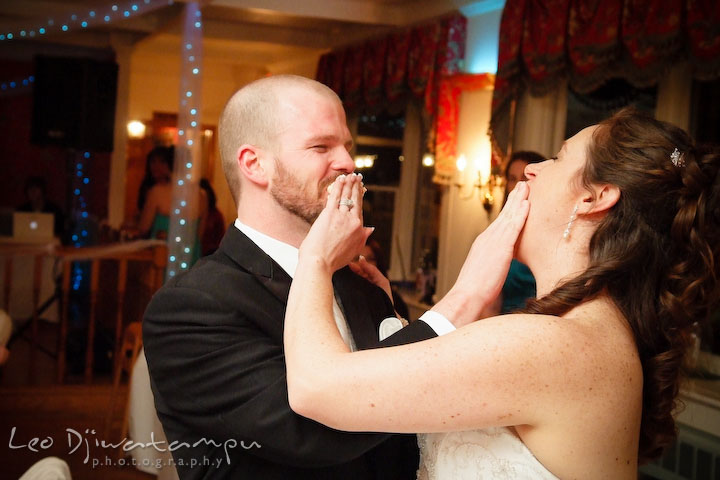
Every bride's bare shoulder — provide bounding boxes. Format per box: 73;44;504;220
494;303;642;477
464;302;642;395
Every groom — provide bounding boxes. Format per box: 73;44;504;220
143;75;456;479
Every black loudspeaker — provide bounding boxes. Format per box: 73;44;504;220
31;56;118;152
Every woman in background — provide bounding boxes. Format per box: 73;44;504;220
138;146;174;239
138;146;206;264
137;146;173;215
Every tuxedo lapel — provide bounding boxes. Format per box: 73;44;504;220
333;267;380;350
219;227;382;349
218;226;292;305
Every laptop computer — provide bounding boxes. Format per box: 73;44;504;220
12;212;55;243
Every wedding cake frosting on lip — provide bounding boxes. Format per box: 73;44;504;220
326;174;366;194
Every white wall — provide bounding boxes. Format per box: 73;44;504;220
128;51;270;127
436;88;502;298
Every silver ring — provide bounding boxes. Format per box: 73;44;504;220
339;198;354;209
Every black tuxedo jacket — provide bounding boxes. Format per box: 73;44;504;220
143;226;437;479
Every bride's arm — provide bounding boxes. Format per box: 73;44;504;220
285;175;570;433
287;309;577;433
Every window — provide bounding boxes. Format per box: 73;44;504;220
690;78;720;146
351;105;440;286
355;112;405;276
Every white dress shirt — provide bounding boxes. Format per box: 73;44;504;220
234;219;454;343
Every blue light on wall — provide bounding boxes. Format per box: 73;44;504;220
460;0;505;74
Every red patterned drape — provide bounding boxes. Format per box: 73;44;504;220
687;0;720;74
490;0;720;156
385;32;412;103
317;13;466;115
433;74;495;184
316;13;466;183
363;38;388;107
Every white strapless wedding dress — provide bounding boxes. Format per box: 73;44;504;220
417;427;560;479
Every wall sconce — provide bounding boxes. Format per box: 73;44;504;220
454;152;502;214
456;153;467;174
127;120;146;139
354;154;376;169
422;153;435;167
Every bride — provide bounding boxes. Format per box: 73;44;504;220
283;109;720;479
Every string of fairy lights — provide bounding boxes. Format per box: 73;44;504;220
0;0;173;42
0;75;34;95
166;1;203;280
71;152;93;290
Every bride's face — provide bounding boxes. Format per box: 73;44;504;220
515;125;597;265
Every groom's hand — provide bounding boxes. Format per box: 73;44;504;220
349;256;394;306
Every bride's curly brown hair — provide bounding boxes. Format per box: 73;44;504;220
521;108;720;463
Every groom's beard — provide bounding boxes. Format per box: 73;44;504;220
270;160;337;225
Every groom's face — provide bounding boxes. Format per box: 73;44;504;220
268;90;355;224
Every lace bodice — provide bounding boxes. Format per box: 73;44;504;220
417;427;559;479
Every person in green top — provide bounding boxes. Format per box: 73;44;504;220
138;145;206;265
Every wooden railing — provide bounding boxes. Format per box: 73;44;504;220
56;241;167;383
0;240;167;383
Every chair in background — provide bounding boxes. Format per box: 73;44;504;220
18;457;71;480
126;349;180;479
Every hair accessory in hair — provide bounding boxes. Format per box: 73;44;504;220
670;148;685;167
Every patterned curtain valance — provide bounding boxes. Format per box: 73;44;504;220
316;12;466;127
434;73;495;184
490;0;720;156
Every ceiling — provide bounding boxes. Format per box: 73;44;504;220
0;0;482;68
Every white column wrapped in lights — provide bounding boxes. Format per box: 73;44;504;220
166;1;203;280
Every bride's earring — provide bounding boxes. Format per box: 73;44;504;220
563;204;579;240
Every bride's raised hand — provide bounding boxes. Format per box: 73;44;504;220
434;181;530;327
299;173;372;273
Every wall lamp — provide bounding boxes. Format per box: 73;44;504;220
454;152;503;213
127;120;146;139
